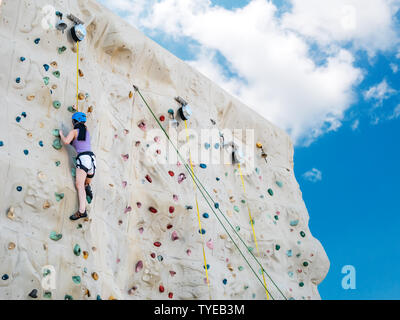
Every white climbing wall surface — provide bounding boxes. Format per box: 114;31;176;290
0;0;329;300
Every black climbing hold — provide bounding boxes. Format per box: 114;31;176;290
29;289;38;299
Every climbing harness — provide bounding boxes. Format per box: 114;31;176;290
132;86;288;300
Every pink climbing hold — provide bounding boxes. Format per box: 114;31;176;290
136;202;142;208
139;227;144;234
171;231;179;241
124;206;132;214
169;206;175;214
177;161;181;167
186;249;191;256
206;239;214;250
169;271;176;277
121;154;129;161
135;261;143;273
154;136;160;143
138;121;146;131
156;149;161;155
173;195;179;202
168;171;175;177
145;175;152;183
178;173;186;184
122;181;127;188
124;129;129;135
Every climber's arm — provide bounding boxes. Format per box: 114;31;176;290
60;129;77;145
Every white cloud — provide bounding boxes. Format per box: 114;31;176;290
363;79;397;106
303;168;322;183
390;63;399;73
99;0;400;145
351;119;360;130
389;104;400;119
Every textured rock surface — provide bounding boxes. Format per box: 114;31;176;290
0;0;329;300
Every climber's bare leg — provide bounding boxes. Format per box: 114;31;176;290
76;168;87;213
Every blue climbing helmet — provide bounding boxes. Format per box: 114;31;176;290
72;112;86;123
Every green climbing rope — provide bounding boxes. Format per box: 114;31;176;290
133;86;288;300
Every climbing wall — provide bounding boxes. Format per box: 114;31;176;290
0;0;329;300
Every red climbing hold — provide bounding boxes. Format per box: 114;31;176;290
150;253;156;258
145;175;152;183
168;292;173;299
159;285;165;293
167;224;173;229
168;171;175;177
149;207;158;214
154;242;161;247
169;206;175;214
160;115;165;122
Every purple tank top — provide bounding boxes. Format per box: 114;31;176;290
72;129;91;154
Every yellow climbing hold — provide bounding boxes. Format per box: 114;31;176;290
129;91;133;99
83;251;89;260
26;95;35;101
78;92;85;100
92;272;99;281
8;242;16;250
256;142;263;149
7;207;15;220
43;201;51;209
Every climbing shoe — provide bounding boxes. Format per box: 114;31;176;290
85;184;93;201
69;210;88;221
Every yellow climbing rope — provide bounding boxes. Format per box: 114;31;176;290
184;120;212;300
76;41;79;112
237;163;270;300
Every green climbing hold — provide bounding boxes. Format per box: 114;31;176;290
268;189;274;196
275;244;281;251
299;282;304;287
274;215;279;221
300;231;306;238
43;269;51;277
49;231;62;241
55;161;61;167
52;138;62;150
233;206;240;213
72;276;81;284
303;261;309;267
58;46;67;54
55;193;64;202
276;181;283;188
43;77;49;85
64;295;73;300
53;101;61;109
238;266;244;271
73;244;81;256
241;200;246;204
53;71;60;78
52;129;60;137
67;106;76;113
235;226;240;232
248;246;254;253
43;292;52;299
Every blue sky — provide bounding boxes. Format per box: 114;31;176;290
99;0;400;299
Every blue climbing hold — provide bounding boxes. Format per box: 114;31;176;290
23;149;29;155
96;295;102;300
168;109;174;114
276;181;283;188
216;177;220;181
16;77;21;83
199;228;206;234
203;213;209;219
286;250;293;257
214;203;219;209
200;163;207;169
16;186;22;192
203;264;210;270
43;64;50;71
16;116;21;123
39;141;44;147
2;274;9;281
0;141;4;147
222;279;227;285
20;57;26;62
214;143;220;149
34;38;40;44
21;112;27;118
290;220;299;227
204;143;211;150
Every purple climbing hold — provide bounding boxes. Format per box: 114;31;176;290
124;206;132;214
178;173;186;184
135;260;143;273
171;231;179;241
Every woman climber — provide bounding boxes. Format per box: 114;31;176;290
59;112;96;221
